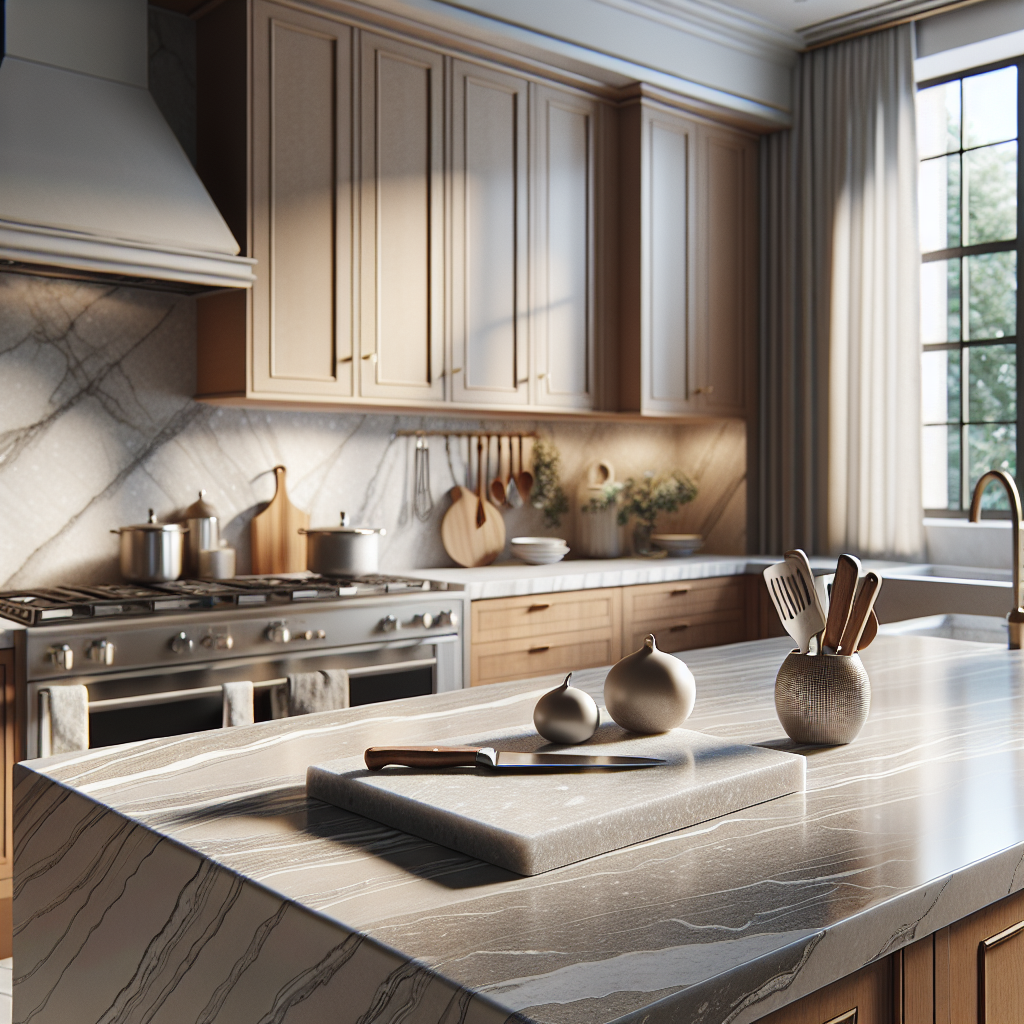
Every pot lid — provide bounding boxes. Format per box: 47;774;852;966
302;512;385;536
183;489;217;520
114;509;188;532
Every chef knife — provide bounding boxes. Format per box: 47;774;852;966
364;746;666;770
822;554;862;655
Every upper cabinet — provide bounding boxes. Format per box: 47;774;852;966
194;1;756;421
617;99;757;418
449;60;530;407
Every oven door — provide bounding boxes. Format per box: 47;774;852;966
30;636;460;757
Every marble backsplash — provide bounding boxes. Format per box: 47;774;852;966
0;273;747;588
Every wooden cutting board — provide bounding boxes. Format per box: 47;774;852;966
251;465;309;574
307;722;805;875
440;485;505;567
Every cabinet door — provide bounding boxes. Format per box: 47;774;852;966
532;84;600;410
251;2;354;398
947;889;1024;1024
359;33;445;402
450;60;529;406
0;648;13;959
642;107;697;415
757;957;893;1024
693;123;757;416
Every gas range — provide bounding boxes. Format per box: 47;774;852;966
0;573;442;626
10;573;467;758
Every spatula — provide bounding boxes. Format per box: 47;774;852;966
763;560;827;654
784;549;828;653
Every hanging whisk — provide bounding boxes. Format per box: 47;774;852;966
413;436;434;521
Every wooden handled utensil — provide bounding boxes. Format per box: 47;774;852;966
784;549;828;653
490;436;507;506
763;559;827;654
515;435;534;502
838;572;881;654
822;554;862;655
857;611;879;652
476;436;487;527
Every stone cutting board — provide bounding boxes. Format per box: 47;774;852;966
307;724;805;875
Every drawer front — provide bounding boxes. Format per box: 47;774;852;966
472;588;621;644
626;612;746;656
472;630;618;686
624;577;746;623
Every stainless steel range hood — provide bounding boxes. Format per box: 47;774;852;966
0;0;255;291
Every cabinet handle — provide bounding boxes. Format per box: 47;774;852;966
694;385;714;395
338;355;353;363
669;623;690;632
362;353;377;364
517;378;529;385
527;603;551;612
537;373;546;379
451;367;462;374
670;588;690;596
982;918;1024;949
528;645;551;654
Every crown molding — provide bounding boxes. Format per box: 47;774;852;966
798;0;976;46
591;0;801;60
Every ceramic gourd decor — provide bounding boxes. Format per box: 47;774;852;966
533;673;600;744
603;635;696;733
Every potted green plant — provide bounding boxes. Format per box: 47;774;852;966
617;471;698;555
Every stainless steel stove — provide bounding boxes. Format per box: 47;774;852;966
5;574;466;758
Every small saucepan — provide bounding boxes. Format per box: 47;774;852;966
302;513;387;576
112;510;188;583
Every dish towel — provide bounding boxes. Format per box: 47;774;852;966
222;681;254;727
281;670;350;717
47;685;89;755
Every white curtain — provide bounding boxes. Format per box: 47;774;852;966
759;24;925;560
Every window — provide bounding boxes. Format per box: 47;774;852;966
919;58;1021;513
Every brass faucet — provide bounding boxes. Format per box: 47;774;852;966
969;469;1024;649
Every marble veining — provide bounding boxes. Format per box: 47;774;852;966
0;273;746;588
15;635;1024;1023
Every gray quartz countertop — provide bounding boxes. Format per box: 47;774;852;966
15;634;1024;1023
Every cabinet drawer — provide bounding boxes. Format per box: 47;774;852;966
626;612;746;656
472;629;618;686
472;588;621;644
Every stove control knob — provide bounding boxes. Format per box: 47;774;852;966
437;610;458;628
87;640;115;666
380;614;398;633
169;632;194;655
413;612;434;629
49;644;74;671
201;633;234;651
266;622;291;644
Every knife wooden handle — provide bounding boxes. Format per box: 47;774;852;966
364;746;481;770
822;554;861;652
839;572;881;654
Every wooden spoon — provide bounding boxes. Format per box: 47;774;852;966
515;435;534;503
489;435;506;506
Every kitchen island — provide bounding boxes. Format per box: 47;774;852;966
14;634;1024;1023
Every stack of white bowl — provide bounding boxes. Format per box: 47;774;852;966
511;537;570;565
651;534;702;557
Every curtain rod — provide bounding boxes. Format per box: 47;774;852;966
802;0;991;52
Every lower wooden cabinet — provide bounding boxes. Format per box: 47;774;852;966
758;957;894;1024
471;588;621;686
469;577;754;685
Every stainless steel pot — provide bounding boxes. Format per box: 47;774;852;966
112;510;188;583
302;513;386;575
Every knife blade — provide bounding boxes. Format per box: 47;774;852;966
364;746;666;771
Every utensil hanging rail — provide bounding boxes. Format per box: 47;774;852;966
394;430;539;439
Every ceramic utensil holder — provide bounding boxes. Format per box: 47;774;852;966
774;651;870;745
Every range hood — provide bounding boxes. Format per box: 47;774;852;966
0;0;254;291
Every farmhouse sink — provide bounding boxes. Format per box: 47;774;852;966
874;564;1013;623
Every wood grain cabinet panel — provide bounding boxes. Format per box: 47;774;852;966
471;588;621;685
757;957;893;1024
693;124;757;417
622;577;749;654
450;60;529;406
251;1;354;399
532;83;600;411
359;33;445;402
947;889;1024;1024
